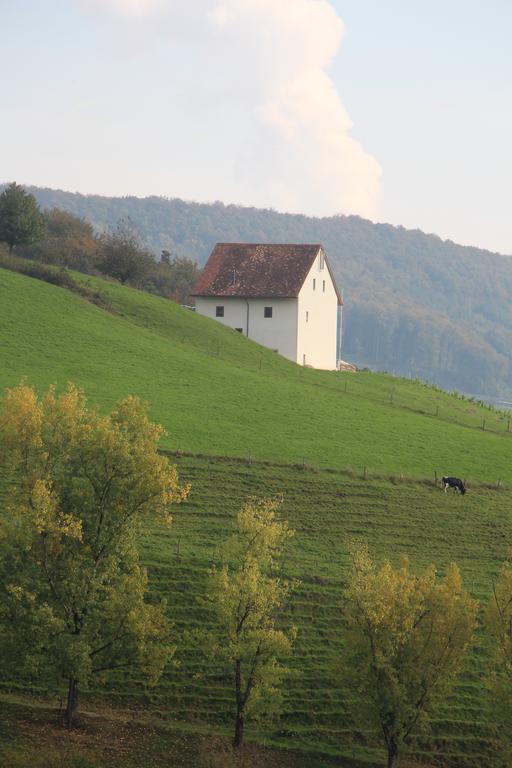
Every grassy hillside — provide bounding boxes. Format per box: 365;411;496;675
2;266;512;484
20;184;512;398
2;455;509;767
2;267;512;766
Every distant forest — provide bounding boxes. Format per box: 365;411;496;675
19;186;512;398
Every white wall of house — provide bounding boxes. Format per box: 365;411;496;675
194;296;299;362
297;253;338;370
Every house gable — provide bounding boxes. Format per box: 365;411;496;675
193;243;342;370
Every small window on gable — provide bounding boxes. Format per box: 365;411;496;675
306;311;309;322
264;306;273;318
216;306;224;317
319;252;325;270
322;280;326;292
313;278;316;290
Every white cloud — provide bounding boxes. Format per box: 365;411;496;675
80;0;382;218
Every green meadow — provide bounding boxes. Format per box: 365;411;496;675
1;266;512;482
1;265;512;766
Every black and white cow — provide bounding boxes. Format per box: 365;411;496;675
442;476;466;495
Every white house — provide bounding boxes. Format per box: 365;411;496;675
192;243;343;370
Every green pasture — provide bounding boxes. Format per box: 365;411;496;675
1;266;512;483
139;455;509;767
2;265;512;766
2;455;508;767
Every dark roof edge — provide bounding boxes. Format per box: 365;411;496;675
191;293;300;299
213;242;323;249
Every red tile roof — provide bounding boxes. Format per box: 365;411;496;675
192;243;342;304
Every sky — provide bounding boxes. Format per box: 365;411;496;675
1;0;511;254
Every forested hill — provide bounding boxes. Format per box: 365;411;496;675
25;185;512;398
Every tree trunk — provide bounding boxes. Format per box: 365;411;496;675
387;740;398;768
233;659;244;748
233;711;244;748
64;676;79;728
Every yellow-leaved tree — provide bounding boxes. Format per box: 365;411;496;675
206;497;297;748
342;543;478;768
0;382;189;726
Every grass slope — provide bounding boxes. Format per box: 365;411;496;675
141;455;509;767
2;268;512;765
3;456;509;766
2;266;512;483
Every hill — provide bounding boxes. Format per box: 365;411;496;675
2;266;512;766
2;265;512;481
18;184;512;400
2;453;510;767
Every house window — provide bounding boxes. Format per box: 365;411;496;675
216;306;224;317
306;311;309;322
313;278;316;290
323;280;326;292
319;252;325;270
264;306;273;318
235;327;243;333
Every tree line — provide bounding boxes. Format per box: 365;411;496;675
0;182;201;303
1;382;512;767
17;182;512;399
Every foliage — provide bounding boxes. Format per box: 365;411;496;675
342;543;478;767
148;251;201;303
96;220;155;285
12;206;201;303
0;183;46;253
0;382;189;724
0;452;509;765
206;498;297;747
20;208;97;271
19;184;512;398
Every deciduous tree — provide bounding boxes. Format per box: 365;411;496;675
342;543;478;768
0;382;189;726
96;220;154;285
0;182;46;253
206;498;296;748
21;208;97;271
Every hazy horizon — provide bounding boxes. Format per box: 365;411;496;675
2;1;511;254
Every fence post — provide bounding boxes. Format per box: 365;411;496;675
482;418;486;431
434;471;438;486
